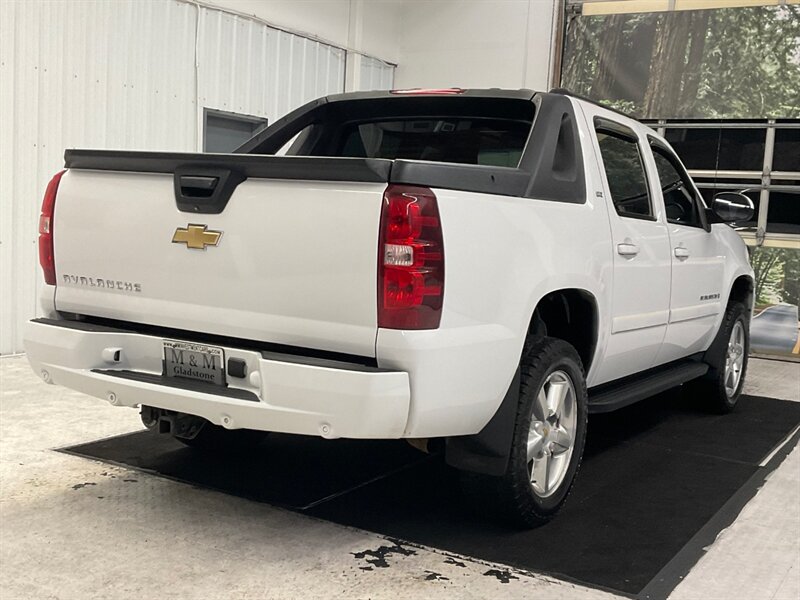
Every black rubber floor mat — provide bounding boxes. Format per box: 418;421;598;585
61;393;800;596
63;430;425;509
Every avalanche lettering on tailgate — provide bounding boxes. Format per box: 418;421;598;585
61;274;142;293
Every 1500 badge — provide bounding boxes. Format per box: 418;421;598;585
62;274;142;293
700;293;720;301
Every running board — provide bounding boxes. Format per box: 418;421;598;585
588;361;709;414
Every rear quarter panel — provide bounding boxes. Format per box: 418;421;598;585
377;182;613;438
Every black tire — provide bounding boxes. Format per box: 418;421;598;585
174;422;268;453
464;337;588;528
690;301;749;413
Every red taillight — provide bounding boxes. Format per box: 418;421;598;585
39;170;66;285
390;88;464;95
378;185;444;329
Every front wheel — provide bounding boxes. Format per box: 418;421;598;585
466;337;588;528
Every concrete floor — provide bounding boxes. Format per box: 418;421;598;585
0;355;798;600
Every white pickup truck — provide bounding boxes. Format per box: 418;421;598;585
25;88;755;526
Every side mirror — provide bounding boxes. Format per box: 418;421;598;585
711;192;754;223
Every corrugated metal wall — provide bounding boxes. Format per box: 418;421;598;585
359;55;395;91
0;0;394;354
196;7;346;123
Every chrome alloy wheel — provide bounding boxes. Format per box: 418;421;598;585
527;370;577;498
724;320;746;398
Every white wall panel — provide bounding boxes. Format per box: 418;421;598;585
359;55;395;91
1;0;350;354
395;0;557;90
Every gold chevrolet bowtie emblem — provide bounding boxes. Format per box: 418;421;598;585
172;224;222;250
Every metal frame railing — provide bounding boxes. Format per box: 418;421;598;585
649;119;800;247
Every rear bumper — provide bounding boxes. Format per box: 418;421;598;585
24;319;410;439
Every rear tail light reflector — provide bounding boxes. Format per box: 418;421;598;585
39;170;66;286
378;185;444;329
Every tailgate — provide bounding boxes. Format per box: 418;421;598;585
53;165;388;357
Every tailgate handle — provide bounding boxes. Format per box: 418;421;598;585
174;167;246;214
179;176;219;198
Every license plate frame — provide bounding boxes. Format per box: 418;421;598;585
162;340;226;386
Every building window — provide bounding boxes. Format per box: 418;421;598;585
665;128;766;172
203;109;268;153
773;127;800;172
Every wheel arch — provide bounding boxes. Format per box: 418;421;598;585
703;275;754;371
445;286;599;477
526;288;600;374
728;274;755;316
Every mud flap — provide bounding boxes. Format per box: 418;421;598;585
444;368;521;476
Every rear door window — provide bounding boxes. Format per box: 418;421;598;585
594;121;654;220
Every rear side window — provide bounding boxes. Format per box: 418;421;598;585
336;118;530;167
595;125;653;219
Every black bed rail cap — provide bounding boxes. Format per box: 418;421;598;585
549;87;635;120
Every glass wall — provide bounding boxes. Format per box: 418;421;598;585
561;1;800;357
561;2;800;119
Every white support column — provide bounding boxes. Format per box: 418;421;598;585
523;0;559;90
344;0;364;92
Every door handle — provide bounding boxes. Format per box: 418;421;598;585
178;175;219;198
617;243;639;257
173;167;246;214
674;246;690;260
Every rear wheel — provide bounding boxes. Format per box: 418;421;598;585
526;369;579;498
465;337;588;528
691;301;749;413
